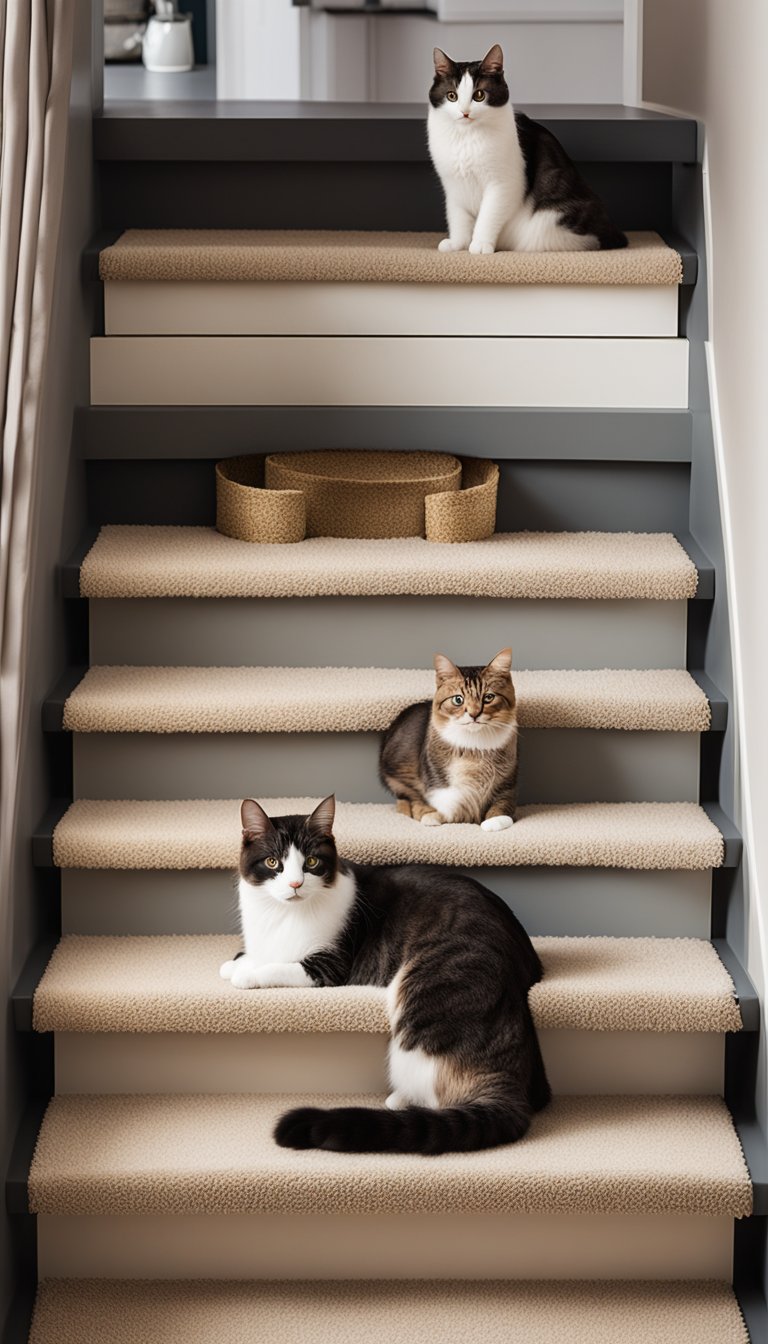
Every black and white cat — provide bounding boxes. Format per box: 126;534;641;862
220;795;550;1155
428;44;627;254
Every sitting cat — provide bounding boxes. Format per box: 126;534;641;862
428;43;627;254
379;648;518;829
221;795;550;1154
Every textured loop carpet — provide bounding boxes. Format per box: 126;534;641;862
62;666;711;735
99;229;683;287
28;1093;751;1218
28;1279;749;1344
79;527;699;601
51;799;725;872
32;934;741;1036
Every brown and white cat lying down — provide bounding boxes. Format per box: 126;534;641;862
221;795;550;1155
380;648;519;829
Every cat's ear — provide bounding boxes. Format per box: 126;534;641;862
480;44;504;74
308;794;336;837
433;47;455;77
486;647;513;676
241;798;274;843
434;652;461;682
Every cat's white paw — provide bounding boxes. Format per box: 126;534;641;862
229;958;263;990
420;811;444;827
438;238;468;253
385;1091;408;1111
219;959;238;981
481;815;514;832
469;240;496;255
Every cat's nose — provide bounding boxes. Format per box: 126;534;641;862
289;879;303;889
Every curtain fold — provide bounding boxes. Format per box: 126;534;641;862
0;0;75;894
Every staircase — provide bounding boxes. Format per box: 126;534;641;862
7;102;766;1341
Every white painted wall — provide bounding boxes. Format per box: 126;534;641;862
643;1;768;1125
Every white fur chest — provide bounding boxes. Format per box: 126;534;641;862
426;721;517;823
237;871;356;963
428;105;525;204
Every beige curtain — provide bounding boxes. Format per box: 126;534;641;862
0;1;75;885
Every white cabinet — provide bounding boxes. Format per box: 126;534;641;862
216;0;627;103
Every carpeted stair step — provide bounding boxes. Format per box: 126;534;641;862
76;526;698;601
27;1092;751;1219
29;934;743;1098
99;230;685;288
57;665;713;735
99;230;685;341
27;1278;749;1344
72;527;703;670
24;1100;752;1279
49;798;725;872
30;934;742;1036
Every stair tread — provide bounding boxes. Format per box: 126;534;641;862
61;666;712;735
28;1092;751;1218
28;1278;750;1344
100;229;683;288
51;799;725;872
78;527;699;601
31;934;742;1036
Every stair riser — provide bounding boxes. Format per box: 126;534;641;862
90;336;690;410
71;730;701;806
89;598;689;670
53;1029;725;1098
87;459;691;535
103;280;680;339
61;868;712;939
97;160;675;237
37;1212;733;1281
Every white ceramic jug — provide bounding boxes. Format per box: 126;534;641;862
142;1;194;73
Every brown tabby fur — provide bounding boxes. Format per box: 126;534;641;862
380;649;518;826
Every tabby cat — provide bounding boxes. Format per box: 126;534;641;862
221;795;550;1154
428;43;627;254
380;648;518;829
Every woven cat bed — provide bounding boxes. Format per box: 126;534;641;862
215;451;499;544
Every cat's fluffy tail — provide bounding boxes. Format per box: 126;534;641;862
274;1096;536;1156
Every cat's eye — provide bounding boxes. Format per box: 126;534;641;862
483;692;495;703
473;90;486;102
446;91;458;102
264;857;279;869
451;694;464;706
305;856;319;869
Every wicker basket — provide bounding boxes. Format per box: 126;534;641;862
216;456;305;545
215;450;498;544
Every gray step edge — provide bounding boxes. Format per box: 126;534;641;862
75;406;694;464
93;103;700;166
701;803;742;868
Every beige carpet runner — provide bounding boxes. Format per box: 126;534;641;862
32;934;742;1036
99;229;683;287
28;1093;751;1218
51;798;724;871
28;1279;749;1344
79;527;698;601
62;665;711;735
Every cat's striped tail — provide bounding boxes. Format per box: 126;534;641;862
274;1095;535;1156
